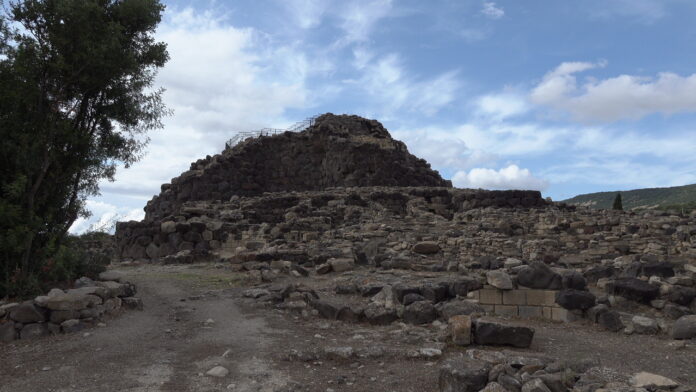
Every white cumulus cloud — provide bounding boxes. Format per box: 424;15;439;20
531;61;696;122
481;2;504;19
452;165;548;190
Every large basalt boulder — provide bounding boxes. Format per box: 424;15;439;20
555;289;596;310
607;278;659;303
473;320;535;348
402;301;437;325
517;262;562;290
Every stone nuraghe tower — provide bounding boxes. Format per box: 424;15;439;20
143;113;451;221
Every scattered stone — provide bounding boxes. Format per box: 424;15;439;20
672;315;696;339
206;366;229;378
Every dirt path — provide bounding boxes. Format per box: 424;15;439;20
0;264;288;392
1;264;694;391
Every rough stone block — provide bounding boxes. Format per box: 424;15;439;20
518;306;543;319
551;307;582;322
542;307;553;320
449;315;472;346
479;289;502;305
502;290;527;305
494;305;518;317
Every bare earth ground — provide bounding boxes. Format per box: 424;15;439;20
1;263;694;392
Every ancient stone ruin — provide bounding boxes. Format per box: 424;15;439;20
111;113;696;391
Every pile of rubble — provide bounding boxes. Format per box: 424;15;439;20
0;272;142;342
440;350;681;392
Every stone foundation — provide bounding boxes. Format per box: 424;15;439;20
469;287;582;322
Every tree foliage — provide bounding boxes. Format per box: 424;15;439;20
0;0;168;297
612;193;623;211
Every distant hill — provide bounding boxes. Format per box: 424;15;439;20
562;183;696;211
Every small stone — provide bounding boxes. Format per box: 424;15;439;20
630;372;678;390
522;378;552;392
206;366;229;378
632;316;659;335
412;241;440;255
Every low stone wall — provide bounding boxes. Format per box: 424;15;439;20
0;273;142;343
469;286;580;322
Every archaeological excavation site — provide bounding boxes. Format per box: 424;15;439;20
2;114;696;391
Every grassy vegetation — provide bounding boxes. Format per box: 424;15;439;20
562;183;696;211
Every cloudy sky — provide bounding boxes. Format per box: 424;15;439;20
72;0;696;233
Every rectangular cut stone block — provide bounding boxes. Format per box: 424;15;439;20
503;290;527;305
518;306;542;319
542;307;553;320
494;305;519;317
526;290;557;306
479;289;502;305
449;315;472;346
468;290;480;301
481;304;495;313
551;307;583;322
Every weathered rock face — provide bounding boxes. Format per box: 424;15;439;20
143;113;452;221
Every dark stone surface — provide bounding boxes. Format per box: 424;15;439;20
363;303;398;325
668;286;696;306
555;289;596;310
598;310;624;332
9;301;46;324
641;262;675;278
473;320;535;348
517;262;562;290
606;278;660;303
402;301;437;325
672;315;696;339
438;300;485;319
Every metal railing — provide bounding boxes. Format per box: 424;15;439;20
225;115;319;149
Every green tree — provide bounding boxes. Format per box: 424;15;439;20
612;192;623;211
0;0;169;297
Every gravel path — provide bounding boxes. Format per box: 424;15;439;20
0;264;286;392
1;263;694;391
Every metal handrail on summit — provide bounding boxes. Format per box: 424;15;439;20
225;115;319;149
